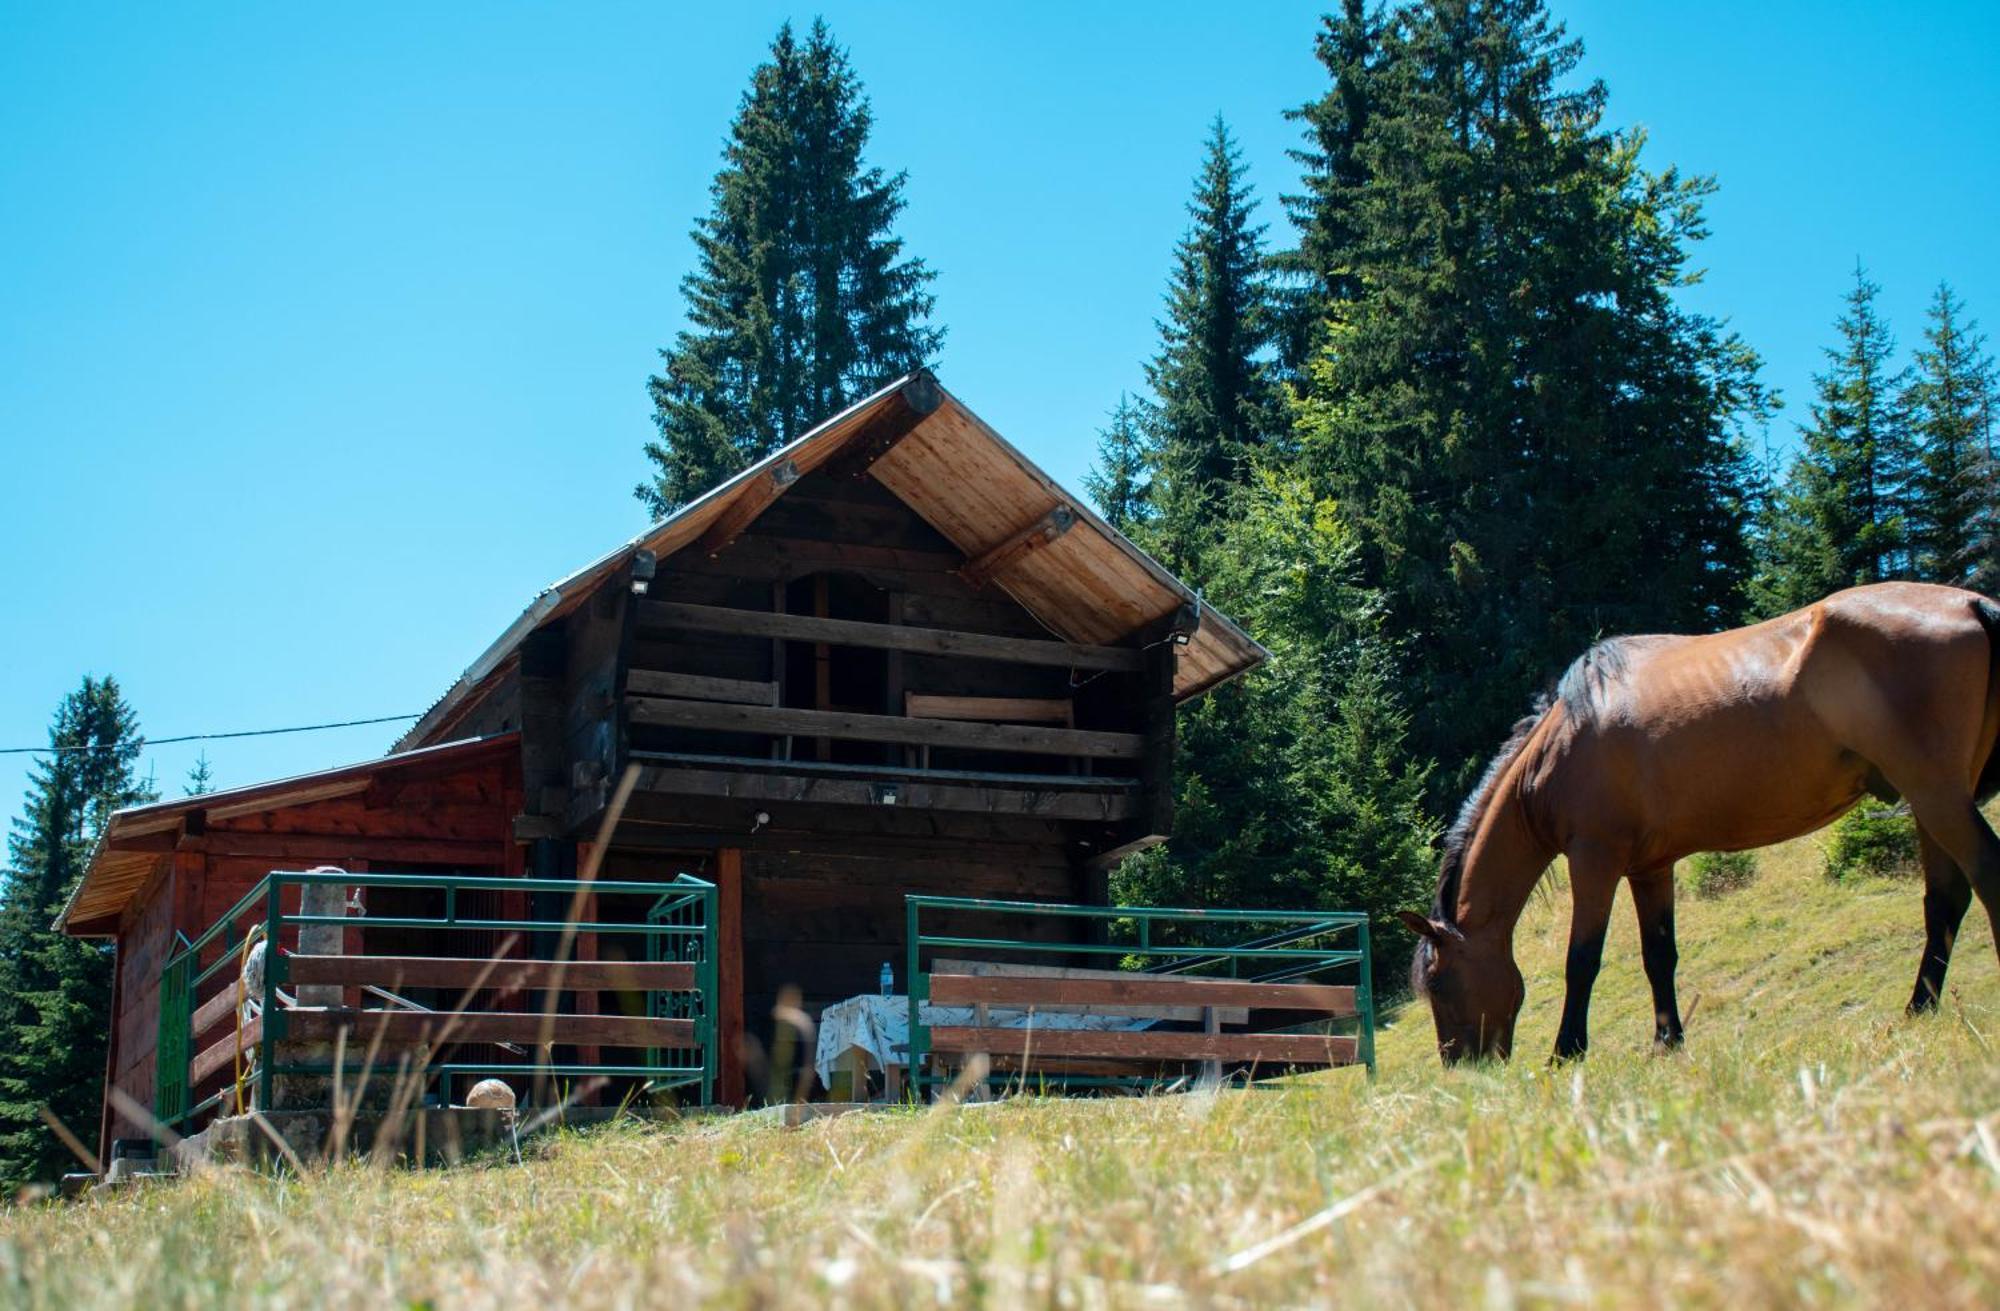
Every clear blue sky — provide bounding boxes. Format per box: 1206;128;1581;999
2;2;1996;825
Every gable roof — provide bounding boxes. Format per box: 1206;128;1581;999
394;372;1267;752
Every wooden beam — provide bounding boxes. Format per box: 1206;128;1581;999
907;695;1073;724
822;372;943;479
632;749;1138;791
1139;637;1178;838
195;832;503;866
628;696;1144;759
927;974;1357;1016
284;956;696;993
630;764;1136;821
639;600;1141;673
697;459;800;557
282;1008;696;1050
927;1026;1359;1066
628;669;778;706
960;505;1076;588
715;848;745;1107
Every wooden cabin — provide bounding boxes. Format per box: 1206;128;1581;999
59;372;1268;1160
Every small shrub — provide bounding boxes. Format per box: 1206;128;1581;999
1688;850;1758;899
1823;802;1921;881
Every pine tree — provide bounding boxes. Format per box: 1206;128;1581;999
1903;284;1997;588
1275;0;1384;371
1082;394;1156;536
1750;267;1914;613
184;752;215;797
0;677;152;1184
639;19;943;515
1293;0;1765;796
1143;118;1282;575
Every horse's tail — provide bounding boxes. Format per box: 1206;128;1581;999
1971;596;2000;803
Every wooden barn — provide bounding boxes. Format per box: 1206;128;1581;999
59;371;1297;1161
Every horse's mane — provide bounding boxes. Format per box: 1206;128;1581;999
1413;637;1648;997
1429;700;1549;926
1428;635;1645;927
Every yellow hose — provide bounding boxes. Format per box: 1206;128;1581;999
231;924;267;1115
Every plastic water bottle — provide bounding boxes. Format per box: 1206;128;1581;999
880;961;894;997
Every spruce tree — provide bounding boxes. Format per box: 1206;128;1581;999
1293;0;1765;796
0;677;152;1184
1083;394;1156;536
1903;284;1997;588
184;752;215;797
1275;0;1383;370
1750;268;1914;613
1112;472;1436;987
1142;118;1282;575
639;19;942;515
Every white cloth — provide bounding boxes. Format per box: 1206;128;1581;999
813;992;1149;1087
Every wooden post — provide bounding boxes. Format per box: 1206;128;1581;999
1139;636;1178;840
715;847;746;1107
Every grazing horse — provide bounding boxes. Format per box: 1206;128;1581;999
1399;582;2000;1064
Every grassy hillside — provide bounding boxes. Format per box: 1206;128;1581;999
3;830;1997;1308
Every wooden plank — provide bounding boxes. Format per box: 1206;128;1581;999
194;833;503;866
189;1015;260;1087
930;959;1243;1023
190;985;242;1044
906;695;1072;724
628;669;778;706
928;1027;1359;1066
928;974;1356;1016
284;956;696;992
961;506;1077;588
630;764;1135;822
632;749;1138;791
282;1009;697;1049
696;459;800;556
629;696;1143;760
639;600;1142;673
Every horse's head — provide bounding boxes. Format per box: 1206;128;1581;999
1398;912;1524;1064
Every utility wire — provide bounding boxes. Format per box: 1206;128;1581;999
0;713;422;756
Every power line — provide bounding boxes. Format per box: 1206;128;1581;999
0;713;423;757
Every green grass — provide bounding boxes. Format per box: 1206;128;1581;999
4;826;1997;1308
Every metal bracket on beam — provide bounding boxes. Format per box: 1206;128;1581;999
697;460;801;557
960;504;1077;589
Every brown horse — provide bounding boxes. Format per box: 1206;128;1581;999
1399;582;2000;1064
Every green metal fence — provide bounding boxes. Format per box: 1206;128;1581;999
153;869;716;1135
904;896;1375;1095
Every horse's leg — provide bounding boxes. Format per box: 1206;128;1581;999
1899;792;2000;975
1629;865;1683;1047
1907;822;1975;1014
1552;855;1620;1063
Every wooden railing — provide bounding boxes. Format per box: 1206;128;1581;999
627;600;1152;778
904;897;1375;1095
154;870;716;1133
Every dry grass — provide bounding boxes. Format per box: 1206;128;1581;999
3;827;1997;1309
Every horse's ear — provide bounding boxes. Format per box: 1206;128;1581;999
1396;910;1443;942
